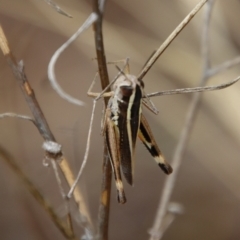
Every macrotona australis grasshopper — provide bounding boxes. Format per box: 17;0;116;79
84;53;240;204
87;59;173;204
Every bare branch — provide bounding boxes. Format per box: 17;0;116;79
99;0;106;13
48;13;98;106
201;0;214;75
159;203;184;236
0;25;94;237
149;1;216;239
40;0;72;18
138;0;209;80
0;112;36;125
68;100;97;198
146;76;240;98
207;56;240;78
92;1;112;239
0;27;55;140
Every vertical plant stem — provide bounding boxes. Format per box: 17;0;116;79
149;1;215;239
97;148;112;240
92;1;112;240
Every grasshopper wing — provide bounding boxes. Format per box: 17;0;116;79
118;84;142;185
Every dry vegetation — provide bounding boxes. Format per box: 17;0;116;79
0;1;240;240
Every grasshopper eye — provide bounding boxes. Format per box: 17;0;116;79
120;85;133;97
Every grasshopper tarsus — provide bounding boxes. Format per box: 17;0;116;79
158;163;173;175
117;192;127;204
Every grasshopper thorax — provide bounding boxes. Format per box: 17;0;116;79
113;74;144;94
109;74;143;126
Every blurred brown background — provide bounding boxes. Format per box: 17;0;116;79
1;0;240;239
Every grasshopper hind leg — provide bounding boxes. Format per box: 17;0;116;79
105;109;127;204
138;114;173;175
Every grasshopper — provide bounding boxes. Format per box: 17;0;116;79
87;60;172;204
85;56;240;203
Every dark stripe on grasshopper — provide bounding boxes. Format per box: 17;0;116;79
105;108;126;204
130;85;142;147
138;114;173;175
117;84;142;185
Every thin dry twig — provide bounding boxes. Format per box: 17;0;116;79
68;100;97;197
146;76;240;98
0;112;36;125
148;1;236;239
207;56;240;78
0;25;94;238
0;146;77;240
159;203;184;236
48;13;98;106
40;0;72;18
